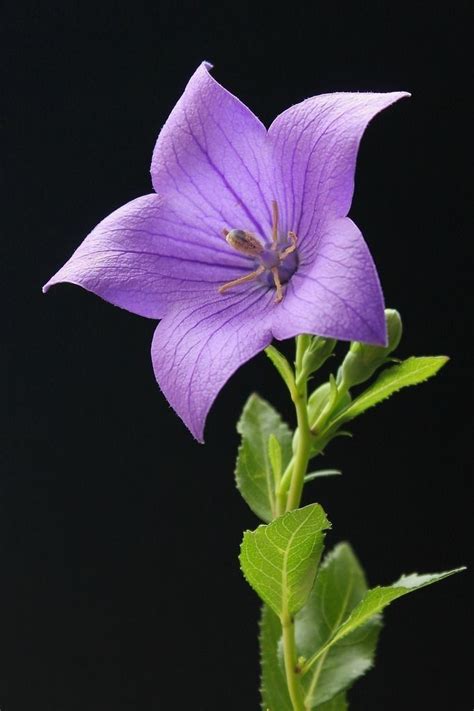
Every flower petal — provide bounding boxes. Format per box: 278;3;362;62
272;218;386;345
44;193;252;319
269;90;410;248
151;286;274;441
151;63;279;241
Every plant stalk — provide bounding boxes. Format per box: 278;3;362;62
278;336;314;709
281;613;306;711
286;337;312;512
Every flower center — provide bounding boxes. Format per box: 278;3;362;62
259;241;298;285
218;201;298;303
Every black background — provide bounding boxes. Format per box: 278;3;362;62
1;2;472;709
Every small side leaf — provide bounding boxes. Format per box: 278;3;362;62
331;356;448;426
304;470;342;483
268;433;282;485
303;565;465;676
260;604;292;711
295;543;381;707
240;504;331;617
235;394;293;522
265;345;296;394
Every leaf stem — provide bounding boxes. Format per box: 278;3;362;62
281;614;306;711
275;487;288;517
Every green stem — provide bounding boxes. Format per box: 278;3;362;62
286;339;312;512
275;486;288;517
278;336;318;709
295;333;310;375
281;614;306;711
286;392;311;511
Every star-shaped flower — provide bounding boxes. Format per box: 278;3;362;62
44;63;408;441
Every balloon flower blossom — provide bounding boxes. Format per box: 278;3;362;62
44;63;408;440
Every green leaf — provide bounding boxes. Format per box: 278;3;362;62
259;604;292;711
235;394;293;522
259;602;350;711
315;693;348;710
268;433;282;485
265;345;296;395
331;356;448;427
303;565;465;676
240;504;331;617
304;469;342;483
295;544;381;707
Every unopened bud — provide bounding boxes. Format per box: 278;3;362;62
338;309;402;390
307;382;332;425
301;336;336;376
307;379;352;430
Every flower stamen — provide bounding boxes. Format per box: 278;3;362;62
271;266;283;303
271;200;279;248
218;264;266;294
279;231;297;260
218;201;298;303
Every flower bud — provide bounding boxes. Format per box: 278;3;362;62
307;382;332;425
337;309;402;390
301;336;336;376
307;380;352;430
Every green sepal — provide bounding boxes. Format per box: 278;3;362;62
235;394;293;522
330;356;449;428
301;336;336;378
240;504;331;617
295;543;381;707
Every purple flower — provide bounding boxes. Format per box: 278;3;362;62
44;63;408;441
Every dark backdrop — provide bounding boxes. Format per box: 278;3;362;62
1;2;471;710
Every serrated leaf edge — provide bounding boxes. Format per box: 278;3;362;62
331;356;449;427
302;565;465;675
